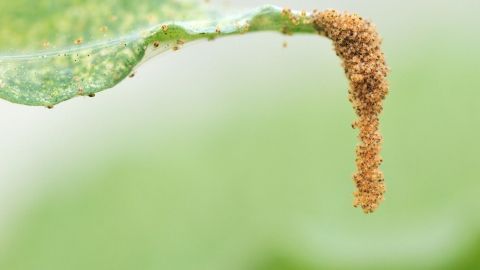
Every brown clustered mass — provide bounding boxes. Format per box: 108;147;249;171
313;10;389;213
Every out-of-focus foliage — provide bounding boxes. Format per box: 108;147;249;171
1;0;480;270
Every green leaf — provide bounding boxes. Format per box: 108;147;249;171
0;1;316;106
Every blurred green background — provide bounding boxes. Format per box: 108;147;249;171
0;0;479;269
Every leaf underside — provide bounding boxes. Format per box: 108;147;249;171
0;0;317;106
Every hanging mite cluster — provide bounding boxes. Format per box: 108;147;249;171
313;10;389;213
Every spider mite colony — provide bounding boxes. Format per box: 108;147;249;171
313;10;389;213
1;5;389;213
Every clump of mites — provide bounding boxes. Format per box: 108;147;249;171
312;10;389;213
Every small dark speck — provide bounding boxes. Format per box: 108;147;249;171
88;93;95;97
